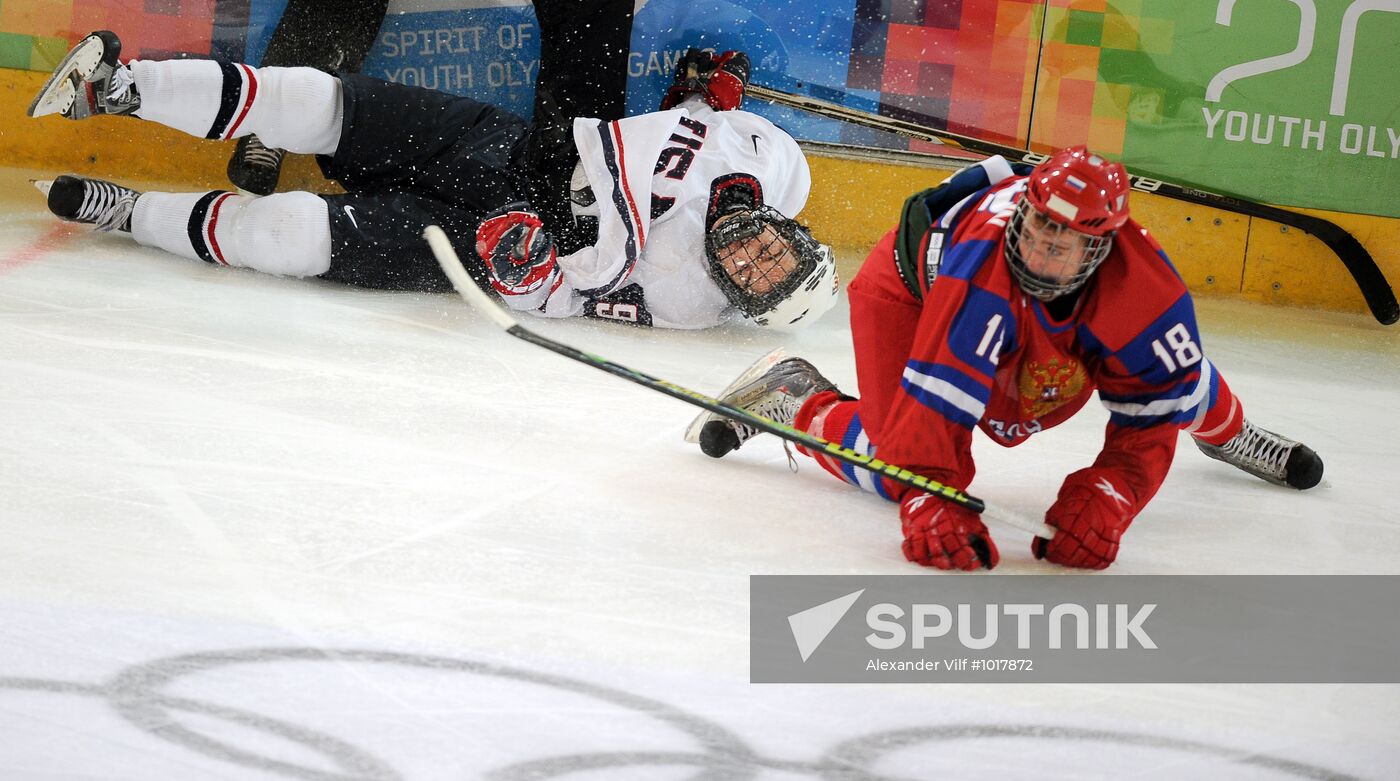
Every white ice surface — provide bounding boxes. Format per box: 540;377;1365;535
2;174;1399;779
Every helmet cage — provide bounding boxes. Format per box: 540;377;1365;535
1004;197;1114;300
705;206;824;318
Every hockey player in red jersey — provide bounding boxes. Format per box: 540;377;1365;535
691;146;1323;570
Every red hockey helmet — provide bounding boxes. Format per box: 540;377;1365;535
1005;145;1131;300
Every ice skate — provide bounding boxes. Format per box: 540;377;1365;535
228;134;286;196
28;30;140;119
34;175;141;233
687;349;837;458
1195;419;1323;490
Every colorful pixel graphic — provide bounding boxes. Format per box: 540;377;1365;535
848;0;1044;149
0;0;78;70
0;0;252;70
1031;0;1177;154
844;0;1177;155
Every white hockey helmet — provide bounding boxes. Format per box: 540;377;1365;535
743;238;840;330
705;205;840;330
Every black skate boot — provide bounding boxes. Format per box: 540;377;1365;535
1194;419;1323;490
686;349;839;458
28;30;140;119
227;134;286;196
33;175;141;233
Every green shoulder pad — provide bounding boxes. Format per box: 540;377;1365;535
894;186;939;302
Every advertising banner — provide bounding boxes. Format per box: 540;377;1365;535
1033;0;1400;217
362;0;539;117
3;0;1396;216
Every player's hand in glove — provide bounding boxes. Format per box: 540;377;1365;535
661;48;713;110
660;48;751;111
702;50;750;111
1034;468;1137;569
900;492;999;570
475;204;557;296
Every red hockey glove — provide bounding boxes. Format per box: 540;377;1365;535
475;205;557;296
703;50;750;111
660;48;713;110
1033;468;1137;569
900;492;999;570
659;48;750;111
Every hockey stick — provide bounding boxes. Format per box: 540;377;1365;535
423;225;1025;525
749;83;1399;326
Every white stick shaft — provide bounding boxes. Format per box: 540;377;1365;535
1001;513;1056;540
423;225;519;331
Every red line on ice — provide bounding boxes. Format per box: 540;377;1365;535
0;223;78;274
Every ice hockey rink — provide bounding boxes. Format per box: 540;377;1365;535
2;165;1397;779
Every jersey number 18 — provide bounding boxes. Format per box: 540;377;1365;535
1151;323;1202;373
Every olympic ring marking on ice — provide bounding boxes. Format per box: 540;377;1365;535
0;647;1365;781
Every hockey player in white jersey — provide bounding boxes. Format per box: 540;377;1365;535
29;17;837;331
479;48;835;329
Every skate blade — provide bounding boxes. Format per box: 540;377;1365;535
27;35;105;117
683;347;788;443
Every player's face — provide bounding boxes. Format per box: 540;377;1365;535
714;218;800;295
1015;207;1097;285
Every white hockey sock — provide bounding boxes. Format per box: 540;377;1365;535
130;60;343;154
131;191;332;277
